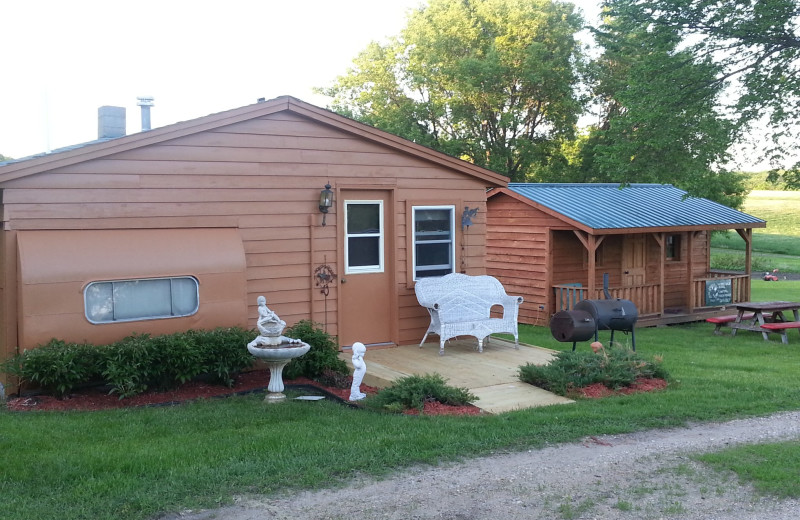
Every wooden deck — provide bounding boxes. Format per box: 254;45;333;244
339;337;573;414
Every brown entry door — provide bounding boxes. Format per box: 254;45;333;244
622;235;646;286
338;191;394;347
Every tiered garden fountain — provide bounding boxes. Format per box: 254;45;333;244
246;296;310;402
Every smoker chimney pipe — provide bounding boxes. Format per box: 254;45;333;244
137;96;154;131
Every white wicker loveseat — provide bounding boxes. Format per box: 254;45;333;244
414;273;524;355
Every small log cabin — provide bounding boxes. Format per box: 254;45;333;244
0;96;508;379
486;183;766;326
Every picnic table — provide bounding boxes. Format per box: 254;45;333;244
729;301;800;343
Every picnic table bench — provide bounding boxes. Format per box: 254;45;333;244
414;273;523;355
719;301;800;343
706;313;755;335
759;322;800;344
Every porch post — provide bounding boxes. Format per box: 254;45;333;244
736;228;753;300
572;230;598;298
686;232;696;310
653;233;666;314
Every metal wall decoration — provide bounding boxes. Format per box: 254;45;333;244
314;262;337;332
314;263;336;296
462;206;478;231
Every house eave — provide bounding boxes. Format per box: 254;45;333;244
0;96;509;188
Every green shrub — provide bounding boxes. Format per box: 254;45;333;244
1;340;103;399
316;368;351;389
101;334;156;398
369;373;477;412
518;344;669;397
189;327;254;387
282;320;348;380
1;327;258;400
103;328;256;397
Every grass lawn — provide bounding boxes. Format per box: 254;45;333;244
4;310;800;520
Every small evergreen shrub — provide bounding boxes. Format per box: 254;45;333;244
101;334;157;398
369;373;477;412
190;327;254;387
316;368;351;389
2;327;256;399
518;344;668;397
282;320;348;380
1;340;103;399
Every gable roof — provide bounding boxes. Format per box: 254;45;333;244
0;96;508;187
491;183;765;233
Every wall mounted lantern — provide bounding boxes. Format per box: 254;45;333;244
319;183;333;226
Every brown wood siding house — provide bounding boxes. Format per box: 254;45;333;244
0;96;508;381
486;184;766;326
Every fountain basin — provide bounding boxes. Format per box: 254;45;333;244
247;341;310;402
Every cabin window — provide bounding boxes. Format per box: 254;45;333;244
345;200;384;274
666;234;681;260
85;276;199;323
413;206;455;279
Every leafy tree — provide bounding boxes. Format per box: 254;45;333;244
319;0;586;181
601;0;800;168
0;153;12;162
567;1;748;207
766;162;800;190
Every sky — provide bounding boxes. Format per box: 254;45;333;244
1;0;777;171
1;0;601;160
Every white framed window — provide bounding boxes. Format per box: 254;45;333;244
85;276;199;324
413;205;455;279
344;200;384;274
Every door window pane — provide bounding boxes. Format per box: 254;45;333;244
348;237;381;267
347;204;380;234
345;201;384;273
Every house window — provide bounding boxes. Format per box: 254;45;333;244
345;200;384;274
666;234;681;260
413;206;455;279
85;276;199;323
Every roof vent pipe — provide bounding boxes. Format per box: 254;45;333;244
137;96;154;131
98;106;126;139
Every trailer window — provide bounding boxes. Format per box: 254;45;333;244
85;276;199;323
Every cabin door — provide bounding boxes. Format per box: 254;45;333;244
622;235;646;286
338;190;394;348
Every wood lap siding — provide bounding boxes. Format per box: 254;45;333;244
1;111;490;347
487;195;560;325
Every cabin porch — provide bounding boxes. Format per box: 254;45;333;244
553;272;752;326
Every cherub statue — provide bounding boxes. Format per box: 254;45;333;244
349;342;367;401
256;295;285;336
248;295;300;347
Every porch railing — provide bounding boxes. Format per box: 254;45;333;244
692;273;750;310
553;283;661;316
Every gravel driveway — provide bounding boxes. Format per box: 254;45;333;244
169;411;800;520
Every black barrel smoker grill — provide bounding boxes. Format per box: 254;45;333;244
550;274;639;351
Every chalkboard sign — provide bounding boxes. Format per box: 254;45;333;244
706;279;732;306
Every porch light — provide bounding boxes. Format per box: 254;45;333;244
319;183;333;226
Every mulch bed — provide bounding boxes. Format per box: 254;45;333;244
3;370;481;416
573;377;668;399
5;372;667;414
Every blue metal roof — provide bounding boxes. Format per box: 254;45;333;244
506;183;765;230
